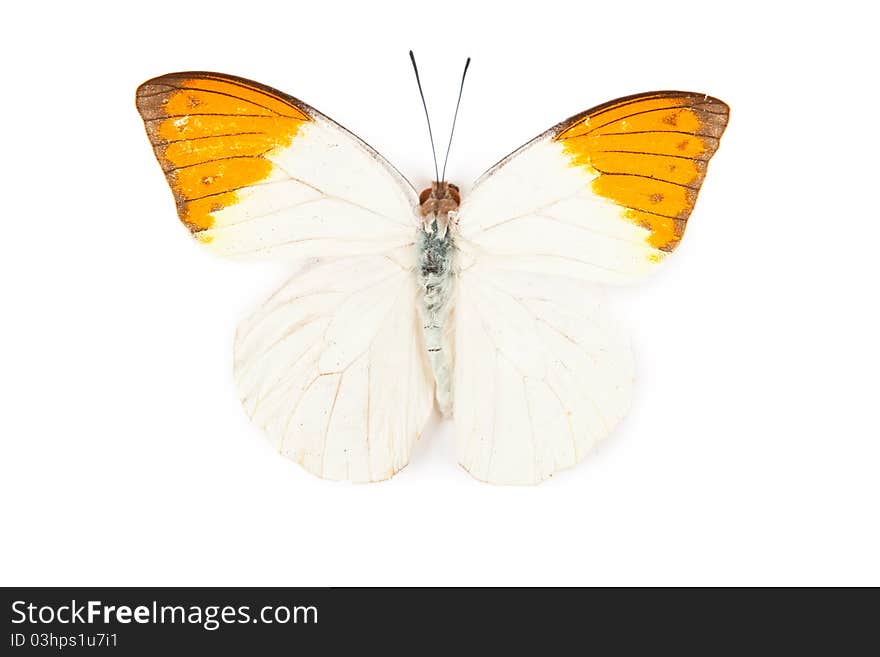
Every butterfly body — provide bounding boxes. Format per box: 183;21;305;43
417;208;458;416
136;72;728;484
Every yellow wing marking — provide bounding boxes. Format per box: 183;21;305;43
555;92;729;252
136;73;311;234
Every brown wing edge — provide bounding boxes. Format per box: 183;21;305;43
472;90;730;188
135;70;314;120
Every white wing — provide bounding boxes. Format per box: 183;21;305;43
137;73;433;481
453;262;633;484
452;92;728;483
235;251;434;482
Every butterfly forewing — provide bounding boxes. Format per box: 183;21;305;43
136;72;419;260
456;91;728;284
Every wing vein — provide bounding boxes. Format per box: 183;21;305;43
150;84;300;118
271;162;413;228
320;373;344;477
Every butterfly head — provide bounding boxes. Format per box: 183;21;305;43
419;181;460;236
408;51;470;238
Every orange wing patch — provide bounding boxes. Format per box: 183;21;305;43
136;73;311;235
555;92;728;251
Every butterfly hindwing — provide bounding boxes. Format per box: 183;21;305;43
453;264;633;484
234;252;434;482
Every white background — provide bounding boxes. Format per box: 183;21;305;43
2;0;878;586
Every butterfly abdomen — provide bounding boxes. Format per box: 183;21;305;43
417;223;456;417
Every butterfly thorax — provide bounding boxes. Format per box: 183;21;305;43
419;181;460;237
417;181;458;417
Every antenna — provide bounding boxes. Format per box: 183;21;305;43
409;50;440;182
441;57;471;182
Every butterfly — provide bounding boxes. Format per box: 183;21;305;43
135;56;728;485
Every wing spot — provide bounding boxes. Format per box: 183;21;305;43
676;139;690;151
649;193;664;204
663;112;679;126
187;95;201;108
